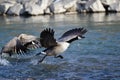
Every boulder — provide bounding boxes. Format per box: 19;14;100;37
17;0;38;5
50;0;77;14
107;0;120;12
0;1;16;14
85;0;105;12
50;0;66;14
63;0;77;13
39;0;53;10
38;0;54;14
101;0;119;12
23;0;53;15
101;0;117;5
44;7;51;14
76;1;87;13
24;2;43;15
7;3;24;16
101;0;120;12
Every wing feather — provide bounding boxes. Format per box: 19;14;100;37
40;28;57;48
1;34;41;56
1;37;29;56
58;28;87;42
18;34;41;49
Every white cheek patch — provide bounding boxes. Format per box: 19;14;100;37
78;36;82;39
32;41;35;44
41;52;47;55
20;49;23;53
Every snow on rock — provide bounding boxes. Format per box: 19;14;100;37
7;3;24;15
0;1;16;14
85;0;105;12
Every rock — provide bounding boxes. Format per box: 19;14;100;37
39;0;53;10
101;0;120;12
38;0;54;15
101;0;116;12
50;0;66;14
24;2;43;15
0;1;16;14
76;1;87;13
1;0;120;16
50;0;77;14
17;0;38;4
44;7;51;14
101;0;117;5
107;0;120;12
64;0;77;13
7;3;24;16
85;0;105;12
23;0;53;15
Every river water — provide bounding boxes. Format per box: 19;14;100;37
0;13;120;80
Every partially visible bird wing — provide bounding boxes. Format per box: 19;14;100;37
58;28;87;42
18;34;41;50
40;28;57;48
1;37;29;56
15;39;29;54
23;38;41;49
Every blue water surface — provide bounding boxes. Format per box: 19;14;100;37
0;13;120;80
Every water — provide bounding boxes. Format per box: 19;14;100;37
0;13;120;80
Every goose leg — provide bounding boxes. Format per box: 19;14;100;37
37;55;47;64
36;52;41;56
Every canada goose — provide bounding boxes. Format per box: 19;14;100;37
0;33;41;57
36;27;87;63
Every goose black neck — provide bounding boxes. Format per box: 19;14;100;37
67;37;78;43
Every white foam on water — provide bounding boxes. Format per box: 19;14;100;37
0;58;11;66
30;59;39;65
30;58;47;65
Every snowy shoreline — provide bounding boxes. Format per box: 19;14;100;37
0;0;120;16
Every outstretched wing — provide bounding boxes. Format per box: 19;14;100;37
40;28;57;48
18;34;41;50
1;34;41;56
58;27;87;42
23;38;41;49
1;37;29;56
15;39;29;54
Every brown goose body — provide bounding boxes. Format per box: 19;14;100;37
0;33;41;57
36;28;87;63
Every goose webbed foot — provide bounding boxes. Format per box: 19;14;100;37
55;55;64;59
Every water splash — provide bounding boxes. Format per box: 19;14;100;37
30;58;48;65
30;59;39;65
0;58;11;66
